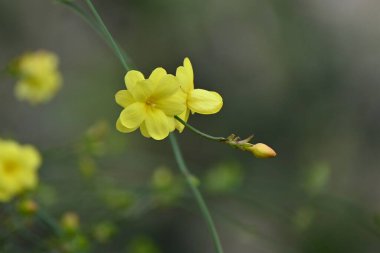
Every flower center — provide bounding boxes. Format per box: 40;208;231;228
146;99;156;107
3;160;19;175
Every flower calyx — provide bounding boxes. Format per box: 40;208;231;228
224;134;276;158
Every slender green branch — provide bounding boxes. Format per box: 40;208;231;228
59;2;225;252
36;208;62;237
56;0;129;65
169;134;224;253
55;0;103;35
85;0;130;71
175;116;226;142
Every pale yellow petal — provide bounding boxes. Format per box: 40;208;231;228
188;89;223;114
176;66;193;93
152;74;180;99
175;109;190;133
149;67;167;83
167;116;176;132
176;57;194;93
116;118;138;133
119;103;146;128
124;70;145;90
129;80;155;102
183;57;194;80
115;90;134;108
140;122;151;138
0;169;22;194
22;146;41;169
145;108;170;140
155;90;187;116
20;171;37;189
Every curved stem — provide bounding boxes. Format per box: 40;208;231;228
36;208;62;237
175;116;226;142
57;0;129;64
59;1;225;252
85;0;130;71
169;134;224;253
56;0;101;34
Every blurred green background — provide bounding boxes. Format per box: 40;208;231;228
1;0;380;252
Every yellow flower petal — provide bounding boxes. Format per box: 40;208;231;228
140;122;150;138
149;67;167;83
115;90;135;108
167;116;176;132
152;74;180;99
175;109;190;133
124;70;145;90
155;91;187;116
176;58;194;92
116;118;138;133
119;102;146;129
19;171;37;189
145;108;170;140
183;57;194;80
22;146;41;169
188;89;223;114
0;167;23;193
129;79;155;102
176;66;192;92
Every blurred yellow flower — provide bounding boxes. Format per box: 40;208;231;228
0;139;41;202
61;212;80;232
14;50;62;104
115;68;186;140
175;58;223;132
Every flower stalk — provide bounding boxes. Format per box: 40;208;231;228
174;116;226;142
58;1;225;252
169;134;224;253
174;116;277;158
84;0;130;71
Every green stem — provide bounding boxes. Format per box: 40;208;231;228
169;134;224;253
56;0;129;64
175;116;226;142
84;0;130;71
36;208;62;237
60;1;225;252
56;0;101;34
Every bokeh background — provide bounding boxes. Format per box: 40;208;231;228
1;0;380;252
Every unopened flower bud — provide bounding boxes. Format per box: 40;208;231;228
18;199;38;215
61;212;80;232
248;143;277;158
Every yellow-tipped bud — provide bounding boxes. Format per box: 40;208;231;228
248;143;277;158
18;199;38;215
61;212;80;232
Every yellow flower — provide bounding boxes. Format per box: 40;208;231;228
175;58;223;132
0;139;41;202
14;50;62;104
115;68;186;140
